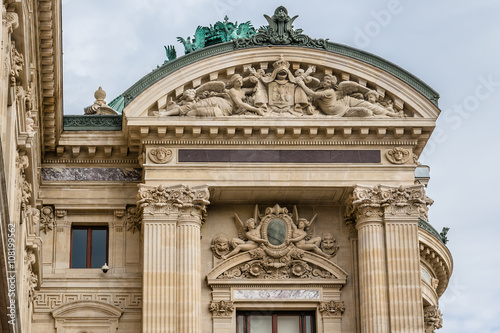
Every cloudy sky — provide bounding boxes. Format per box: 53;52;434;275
62;0;500;331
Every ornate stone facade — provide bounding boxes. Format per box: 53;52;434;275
0;4;452;333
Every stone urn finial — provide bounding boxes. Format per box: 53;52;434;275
84;86;118;115
94;86;106;105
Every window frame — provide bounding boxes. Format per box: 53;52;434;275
70;226;109;268
236;310;316;333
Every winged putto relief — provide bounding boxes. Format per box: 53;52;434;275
154;56;405;118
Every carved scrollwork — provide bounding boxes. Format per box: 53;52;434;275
424;305;443;333
148;147;173;164
386;147;412;164
209;300;234;317
319;301;345;316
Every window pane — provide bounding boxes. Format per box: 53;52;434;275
249;315;272;333
71;229;87;268
237;315;245;333
304;315;312;333
91;229;107;268
277;315;300;333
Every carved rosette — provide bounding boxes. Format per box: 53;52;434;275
209;301;234;317
348;185;433;224
423;305;443;333
386;147;412;164
319;301;345;317
137;184;210;222
148;147;173;164
40;206;55;234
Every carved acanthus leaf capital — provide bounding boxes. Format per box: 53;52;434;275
137;184;210;220
424;305;443;333
209;300;234;317
319;301;345;316
349;185;432;222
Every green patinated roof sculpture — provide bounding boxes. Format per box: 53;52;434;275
98;6;441;115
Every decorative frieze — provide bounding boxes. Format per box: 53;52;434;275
33;292;142;311
233;289;320;300
41;167;142;181
423;306;443;333
319;301;345;316
209;301;234;317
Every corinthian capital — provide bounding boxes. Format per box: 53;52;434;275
348;185;433;223
137;184;210;220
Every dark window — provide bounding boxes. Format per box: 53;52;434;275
237;311;315;333
70;226;108;268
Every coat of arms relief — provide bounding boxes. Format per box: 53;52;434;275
211;205;340;280
153;56;405;119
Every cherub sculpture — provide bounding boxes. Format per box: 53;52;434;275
223;206;266;259
296;75;404;117
289;207;332;258
294;66;320;114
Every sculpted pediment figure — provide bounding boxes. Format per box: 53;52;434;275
152;55;406;119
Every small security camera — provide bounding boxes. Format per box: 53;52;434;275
101;263;109;273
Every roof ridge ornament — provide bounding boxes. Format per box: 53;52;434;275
234;6;328;49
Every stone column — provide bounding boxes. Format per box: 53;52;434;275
138;184;210;333
383;185;430;333
350;185;432;333
351;186;390;333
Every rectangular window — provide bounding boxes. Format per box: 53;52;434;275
70;226;108;268
237;311;315;333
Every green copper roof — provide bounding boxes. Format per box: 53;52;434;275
115;6;439;110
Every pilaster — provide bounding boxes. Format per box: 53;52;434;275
137;184;209;333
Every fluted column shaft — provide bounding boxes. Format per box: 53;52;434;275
356;211;390;333
385;219;424;332
138;184;210;333
177;213;203;333
142;216;177;333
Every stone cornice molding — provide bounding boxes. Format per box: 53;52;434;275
38;0;63;153
137;184;210;222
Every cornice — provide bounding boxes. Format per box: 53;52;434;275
38;0;63;153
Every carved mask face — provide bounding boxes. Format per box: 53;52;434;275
216;239;229;253
321;234;337;255
394;151;403;161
